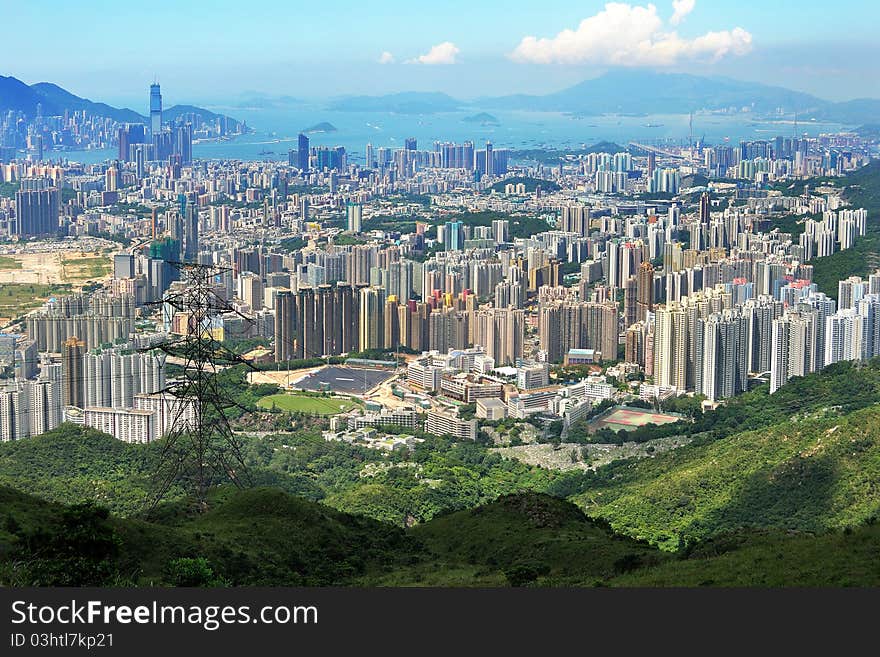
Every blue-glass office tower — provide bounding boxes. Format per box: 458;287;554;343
298;133;310;171
149;84;162;137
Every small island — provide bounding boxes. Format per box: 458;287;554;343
302;122;338;134
463;112;500;125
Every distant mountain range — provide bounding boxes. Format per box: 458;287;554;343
3;70;878;128
0;75;245;129
324;71;880;124
480;70;828;114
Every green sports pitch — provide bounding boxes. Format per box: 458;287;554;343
256;393;361;415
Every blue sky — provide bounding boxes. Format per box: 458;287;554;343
5;1;879;106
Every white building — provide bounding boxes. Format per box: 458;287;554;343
425;410;477;441
83;407;156;444
475;397;507;420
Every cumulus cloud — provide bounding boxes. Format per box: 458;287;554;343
410;42;460;65
509;2;752;66
670;0;695;26
378;51;395;64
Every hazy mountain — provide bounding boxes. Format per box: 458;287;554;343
162;104;247;131
808;98;880;124
0;75;47;115
318;71;877;122
0;75;244;127
327;91;462;114
481;70;827;115
30;82;144;123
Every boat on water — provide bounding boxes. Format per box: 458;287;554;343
644;123;664;128
258;150;274;155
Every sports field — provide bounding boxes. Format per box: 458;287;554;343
256;393;360;415
588;406;681;433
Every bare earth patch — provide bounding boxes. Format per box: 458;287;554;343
493;436;692;471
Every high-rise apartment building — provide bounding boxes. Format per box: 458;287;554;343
14;178;59;237
61;336;86;408
347;203;362;233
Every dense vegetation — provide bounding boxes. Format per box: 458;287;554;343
4;359;880;544
565;403;880;550
0;423;569;526
441;211;552;239
3;486;879;587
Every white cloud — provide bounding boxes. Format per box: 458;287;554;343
410;42;460;65
509;2;752;67
670;0;695;26
378;51;395;64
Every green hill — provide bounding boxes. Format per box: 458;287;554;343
569;398;880;551
374;493;666;586
0;485;419;586
4;485;880;587
0;425;165;515
614;525;880;587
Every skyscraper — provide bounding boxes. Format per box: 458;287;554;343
695;309;748;402
770;311;815;394
359;286;386;351
636;262;655;322
14;178;60;237
445;221;463;251
62;336;86;408
297;133;310;171
699;191;711;223
174;122;193;164
347;203;362;233
274;290;295;362
149;83;162;137
185;201;198;262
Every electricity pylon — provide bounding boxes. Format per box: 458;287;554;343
149;261;255;511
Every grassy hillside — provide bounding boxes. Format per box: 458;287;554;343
0;485;418;586
570;403;880;551
3;486;879;587
0;423;567;525
369;493;666;586
614;526;880;587
0;425;166;514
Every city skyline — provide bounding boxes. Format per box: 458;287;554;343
4;1;879;105
2;1;880;599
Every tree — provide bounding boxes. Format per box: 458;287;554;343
17;504;123;586
165;557;226;586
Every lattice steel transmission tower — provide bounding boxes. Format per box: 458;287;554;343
149;261;254;510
